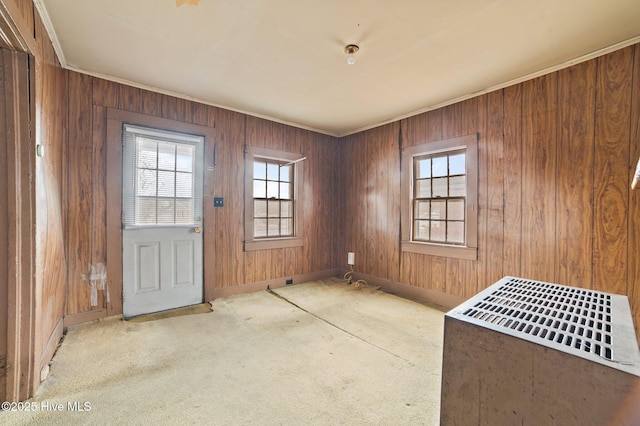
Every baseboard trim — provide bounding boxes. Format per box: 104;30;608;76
61;269;464;322
39;317;63;374
338;269;465;310
63;309;107;328
211;269;340;299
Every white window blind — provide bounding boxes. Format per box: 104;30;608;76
122;124;204;228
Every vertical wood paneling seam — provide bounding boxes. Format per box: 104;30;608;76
242;114;247;256
517;87;524;276
91;105;107;309
552;71;562;283
628;44;640;338
30;1;35;41
558;68;567;285
397;121;403;274
88;81;96;300
625;45;637;295
500;89;507;276
482;94;489;267
63;70;70;316
551;74;559;282
438;110;446;292
590;59;600;290
625;48;633;294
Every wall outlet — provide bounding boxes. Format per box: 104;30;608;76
286;278;293;285
347;252;355;265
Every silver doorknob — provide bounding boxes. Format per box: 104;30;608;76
194;226;202;233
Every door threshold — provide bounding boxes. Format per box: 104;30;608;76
126;303;212;323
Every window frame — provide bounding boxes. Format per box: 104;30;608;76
400;134;478;261
244;146;304;251
122;124;204;229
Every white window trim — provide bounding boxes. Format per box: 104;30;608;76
400;134;478;261
244;146;304;251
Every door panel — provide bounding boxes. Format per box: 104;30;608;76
174;240;195;287
122;125;204;318
136;241;160;293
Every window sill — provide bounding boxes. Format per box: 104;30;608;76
401;241;477;261
245;237;303;251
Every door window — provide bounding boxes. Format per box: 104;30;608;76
123;125;203;228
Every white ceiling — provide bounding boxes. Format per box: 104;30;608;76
36;0;640;136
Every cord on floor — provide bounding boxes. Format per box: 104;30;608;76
343;265;369;288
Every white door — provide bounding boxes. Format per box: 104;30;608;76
121;125;204;318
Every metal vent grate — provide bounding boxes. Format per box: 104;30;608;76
462;277;613;360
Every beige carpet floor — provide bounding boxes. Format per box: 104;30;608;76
2;278;446;425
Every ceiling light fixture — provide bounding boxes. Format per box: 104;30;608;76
176;0;199;6
344;44;359;65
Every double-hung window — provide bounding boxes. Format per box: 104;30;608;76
244;146;304;251
401;134;478;260
253;158;294;238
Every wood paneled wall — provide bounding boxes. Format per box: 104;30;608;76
0;0;67;400
33;8;67;379
0;48;33;403
338;44;640;339
64;73;339;318
64;42;640;339
6;0;637;401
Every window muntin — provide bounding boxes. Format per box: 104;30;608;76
122;124;203;229
135;138;196;225
252;159;294;238
413;149;466;245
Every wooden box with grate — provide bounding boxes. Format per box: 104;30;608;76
440;276;640;425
